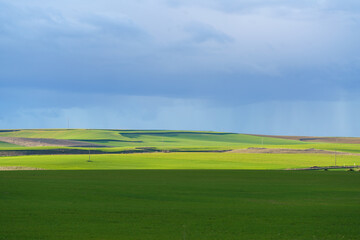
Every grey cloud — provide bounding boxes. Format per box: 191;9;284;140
82;15;149;41
184;23;233;43
165;0;315;12
0;1;148;43
165;0;360;13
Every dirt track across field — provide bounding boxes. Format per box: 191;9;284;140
286;165;360;170
0;166;43;171
0;137;108;147
228;147;360;155
250;134;360;144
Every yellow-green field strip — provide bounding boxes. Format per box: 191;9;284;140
1;152;360;170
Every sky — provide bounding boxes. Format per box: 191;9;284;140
1;0;360;136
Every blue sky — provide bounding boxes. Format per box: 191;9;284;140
1;0;360;136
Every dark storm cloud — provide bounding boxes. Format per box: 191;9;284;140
1;0;359;103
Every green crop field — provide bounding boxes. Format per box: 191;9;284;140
0;170;359;240
1;129;360;239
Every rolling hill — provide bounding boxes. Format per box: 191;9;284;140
0;129;359;170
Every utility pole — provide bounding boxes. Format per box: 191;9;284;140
334;137;337;166
162;136;165;153
67;118;70;129
262;137;264;145
88;149;91;162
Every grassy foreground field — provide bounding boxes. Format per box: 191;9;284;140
0;170;359;240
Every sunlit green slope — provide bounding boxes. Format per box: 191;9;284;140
0;141;18;148
0;129;306;148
